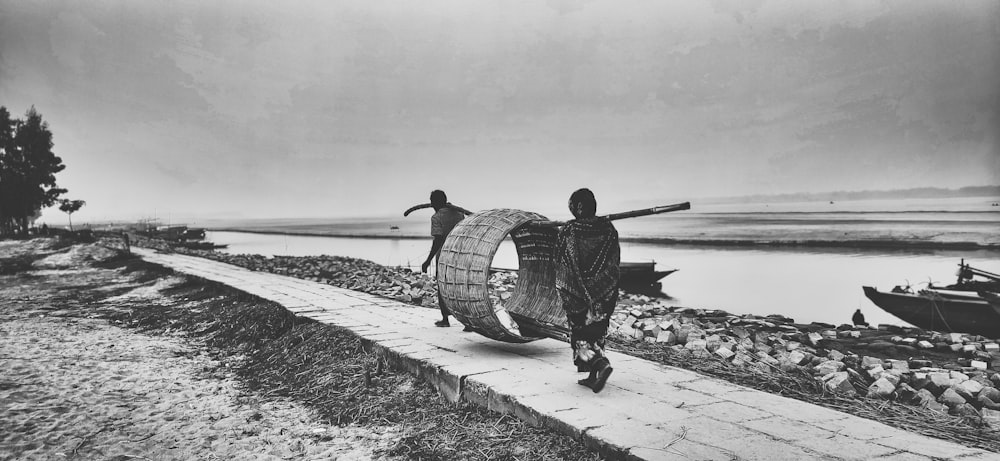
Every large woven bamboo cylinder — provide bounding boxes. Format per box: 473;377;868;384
436;209;569;343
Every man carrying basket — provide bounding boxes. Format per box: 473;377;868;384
554;188;619;393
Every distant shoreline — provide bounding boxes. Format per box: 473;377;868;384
207;228;1000;252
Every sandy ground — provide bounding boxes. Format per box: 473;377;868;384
0;241;398;460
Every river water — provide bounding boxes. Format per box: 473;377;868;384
205;230;1000;328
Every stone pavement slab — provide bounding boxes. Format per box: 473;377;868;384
134;248;999;461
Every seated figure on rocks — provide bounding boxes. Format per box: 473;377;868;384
554;188;619;393
852;309;868;327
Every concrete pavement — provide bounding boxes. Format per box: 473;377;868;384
134;248;998;461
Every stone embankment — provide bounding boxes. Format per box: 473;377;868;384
137;237;1000;431
608;300;1000;427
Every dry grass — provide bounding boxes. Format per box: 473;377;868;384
106;278;600;461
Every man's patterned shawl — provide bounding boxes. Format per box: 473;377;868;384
554;217;620;322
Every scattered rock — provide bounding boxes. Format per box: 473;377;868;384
868;378;896;399
983;408;1000;427
823;372;857;396
896;383;919;404
951;403;981;418
938;388;968;409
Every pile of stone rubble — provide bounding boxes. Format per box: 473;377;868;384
610;295;1000;425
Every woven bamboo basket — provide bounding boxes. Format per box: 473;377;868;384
437;208;569;343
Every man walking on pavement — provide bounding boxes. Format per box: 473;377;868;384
421;189;468;328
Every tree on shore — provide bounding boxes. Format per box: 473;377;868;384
0;106;67;237
58;199;86;231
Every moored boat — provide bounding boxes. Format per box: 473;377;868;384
618;261;678;287
930;259;1000;292
862;286;1000;337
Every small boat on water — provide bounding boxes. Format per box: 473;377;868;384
619;261;678;288
863;260;1000;337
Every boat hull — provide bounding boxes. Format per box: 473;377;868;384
862;286;1000;337
618;262;677;287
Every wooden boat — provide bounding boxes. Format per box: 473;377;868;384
619;261;677;287
930;260;1000;292
862;286;1000;337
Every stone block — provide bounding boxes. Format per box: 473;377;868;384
948;332;965;344
950;370;970;382
981;386;1000;403
788;350;808;366
950;403;980;418
917;340;934;349
977;395;1000;411
910;371;930;390
874;370;901;387
827;349;845;362
938;388;968;409
924;398;948;413
914;388;936;406
868;378;896;399
807;332;823;346
778;358;801;373
886;359;910;372
963;344;979;355
814;360;844;376
865;364;885;381
901;337;918;346
957;379;984;398
949;343;964;353
685;339;708;351
896;383;918;404
655;329;677;344
985;343;1000;353
861;356;883;369
820;329;837;340
658;319;679;331
715;346;735;360
705;334;722;352
731;351;754;367
755;351;779;366
927;372;952;395
983;408;1000;427
908;358;933;369
823;372;857;396
786;341;801;351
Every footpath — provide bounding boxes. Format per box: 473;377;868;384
134;248;997;461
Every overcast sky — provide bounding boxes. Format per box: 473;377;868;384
1;0;998;223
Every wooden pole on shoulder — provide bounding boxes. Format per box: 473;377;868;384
531;201;691;227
